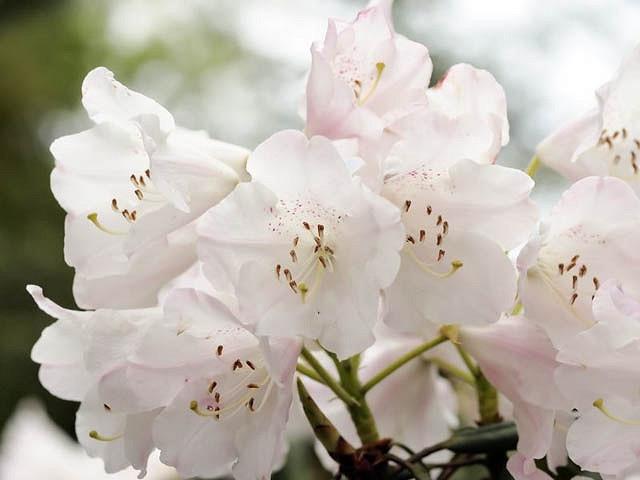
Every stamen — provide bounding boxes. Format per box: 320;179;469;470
135;189;144;200
406;235;415;244
145;169;151;178
289;281;298;293
247;383;260;389
302;221;311;231
290;250;298;263
214;392;221;403
570;293;578;305
436;234;442;246
426;205;432;215
442;221;449;235
246;360;256;370
217;345;224;356
87;213;127;235
579;265;587;277
318;257;327;268
276;264;281;280
233;359;243;370
130;174;139;186
623;128;628;139
247;397;256;411
566;262;576;272
558;263;565;275
593;277;600;290
103;404;111;412
572;275;578;289
293;236;299;247
419;230;426;242
324;246;334;255
404;200;412;212
437;249;445;261
317;224;324;239
593;398;640;426
111;199;119;211
208;381;217;393
89;430;123;442
436;215;443;226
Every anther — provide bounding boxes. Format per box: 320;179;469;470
436;215;443;226
566;262;576;272
436;234;442;246
572;275;578;289
613;131;620;139
605;138;613;149
558;263;565;275
289;281;298;293
214;392;221;403
247;383;260;389
442;221;449;235
89;430;123;442
139;176;146;187
437;249;445;261
579;265;587;277
145;169;151;178
635;139;640;149
406;235;415;244
290;250;298;262
135;189;144;200
217;345;224;356
233;359;243;370
571;254;580;262
318;257;327;268
276;264;281;280
419;230;426;242
130;210;137;221
293;236;299;247
317;224;324;239
593;277;600;290
302;221;311;230
130;174;139;186
246;360;256;370
570;293;578;305
284;269;292;282
404;200;412;212
111;198;119;211
623;128;628;139
426;205;432;215
103;404;111;412
324;246;334;255
208;381;217;393
247;398;256;411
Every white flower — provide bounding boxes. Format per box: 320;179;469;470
0;399;177;480
380;81;536;332
198;129;405;359
517;176;640;348
99;288;300;480
50;67;249;309
305;0;431;143
536;45;640;189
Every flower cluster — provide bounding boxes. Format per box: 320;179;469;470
28;1;640;479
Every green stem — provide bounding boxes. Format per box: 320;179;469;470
296;363;325;384
525;155;541;178
337;355;380;445
455;345;500;424
362;335;448;394
300;348;360;407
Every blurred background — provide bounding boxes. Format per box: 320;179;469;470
1;0;640;478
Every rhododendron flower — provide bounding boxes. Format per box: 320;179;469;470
29;283;299;479
537;45;640;189
381;121;536;332
518;176;640;348
198;129;405;359
305;0;431;141
50;67;249;309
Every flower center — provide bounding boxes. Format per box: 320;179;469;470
189;356;273;421
332;52;386;105
87;168;165;235
595;127;640;178
275;221;337;303
400;198;463;278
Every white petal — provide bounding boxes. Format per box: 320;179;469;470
81;67;174;134
384;231;517;333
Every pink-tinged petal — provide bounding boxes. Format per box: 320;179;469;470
460;315;566;410
81;67;174;134
513;402;556;462
248;130;352;199
507;452;554;480
384;231;517;333
387;108;504;170
427;63;509;146
519;176;640;347
567;397;640;476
